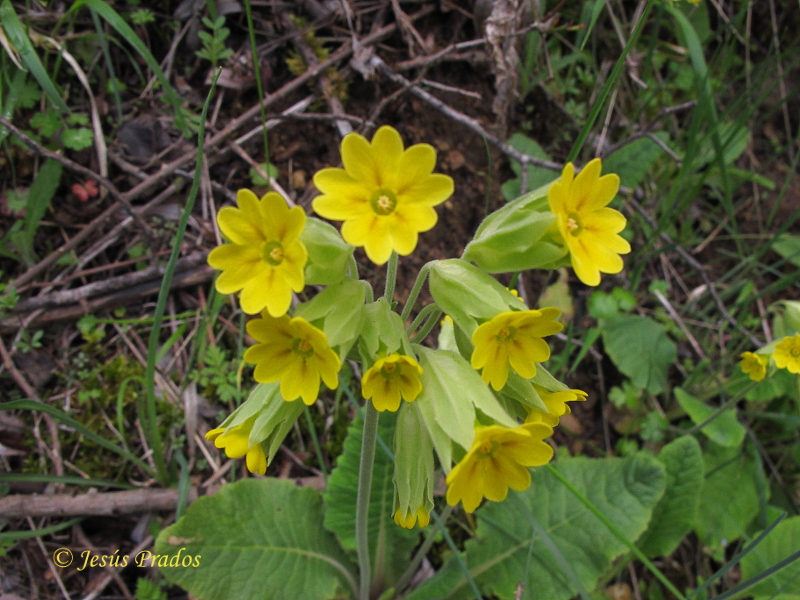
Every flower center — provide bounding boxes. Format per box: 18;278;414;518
477;439;499;457
565;212;583;236
370;189;398;216
292;338;314;359
792;347;800;358
263;241;284;266
380;361;400;380
495;326;517;344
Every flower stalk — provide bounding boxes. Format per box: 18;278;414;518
355;402;379;600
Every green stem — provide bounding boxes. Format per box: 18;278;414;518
384;251;398;302
356;403;379;600
406;303;440;336
242;0;270;176
400;263;430;323
410;308;443;343
304;406;328;477
143;69;220;485
546;463;686;600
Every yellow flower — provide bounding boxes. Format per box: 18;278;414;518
244;313;340;405
361;353;423;412
394;506;430;529
446;423;554;513
548;158;631;286
526;387;588;427
206;417;267;476
773;335;800;374
739;352;768;382
208;189;308;316
312;126;454;265
470;309;563;391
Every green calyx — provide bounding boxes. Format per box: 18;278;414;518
263;241;285;265
370;188;398;216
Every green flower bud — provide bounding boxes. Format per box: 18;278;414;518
393;403;434;529
358;298;415;363
300;217;355;286
462;184;567;273
429;259;525;336
206;383;304;472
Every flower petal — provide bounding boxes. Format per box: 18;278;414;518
399;173;454;207
396;144;437;193
342;132;380;189
217;205;264;246
371;126;404;188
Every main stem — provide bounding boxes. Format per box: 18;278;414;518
355;403;379;600
355;251;398;600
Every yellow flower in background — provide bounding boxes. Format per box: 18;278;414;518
471;308;563;391
362;353;423;412
773;335;800;374
548;158;630;286
208;189;308;316
206;417;267;476
526;387;588;427
244;313;340;405
739;352;768;382
394;506;430;529
312;126;454;265
446;423;554;513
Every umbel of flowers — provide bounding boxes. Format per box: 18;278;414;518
205;126;631;529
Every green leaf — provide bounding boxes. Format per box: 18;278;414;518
323;410;417;590
740;516;800;600
62;127;93;150
772;234;800;268
155;478;357;600
694;443;762;554
638;436;704;557
602;133;669;190
600;315;676;395
413;453;665;600
249;162;279;186
674;388;746;447
30;109;62;137
502;133;555;200
0;0;70;113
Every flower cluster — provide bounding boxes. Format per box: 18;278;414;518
740;332;800;382
204;125;603;526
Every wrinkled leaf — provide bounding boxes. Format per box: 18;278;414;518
638;436;704;557
156;478;357;600
601;315;676;395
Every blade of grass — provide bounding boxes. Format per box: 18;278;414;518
0;400;153;475
0;517;83;542
141;69;221;485
12;158;62;265
242;0;270;174
578;0;608;52
90;8;122;121
0;0;69;113
667;6;737;245
687;513;787;600
709;548;800;600
0;474;135;489
566;1;653;162
69;0;188;133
